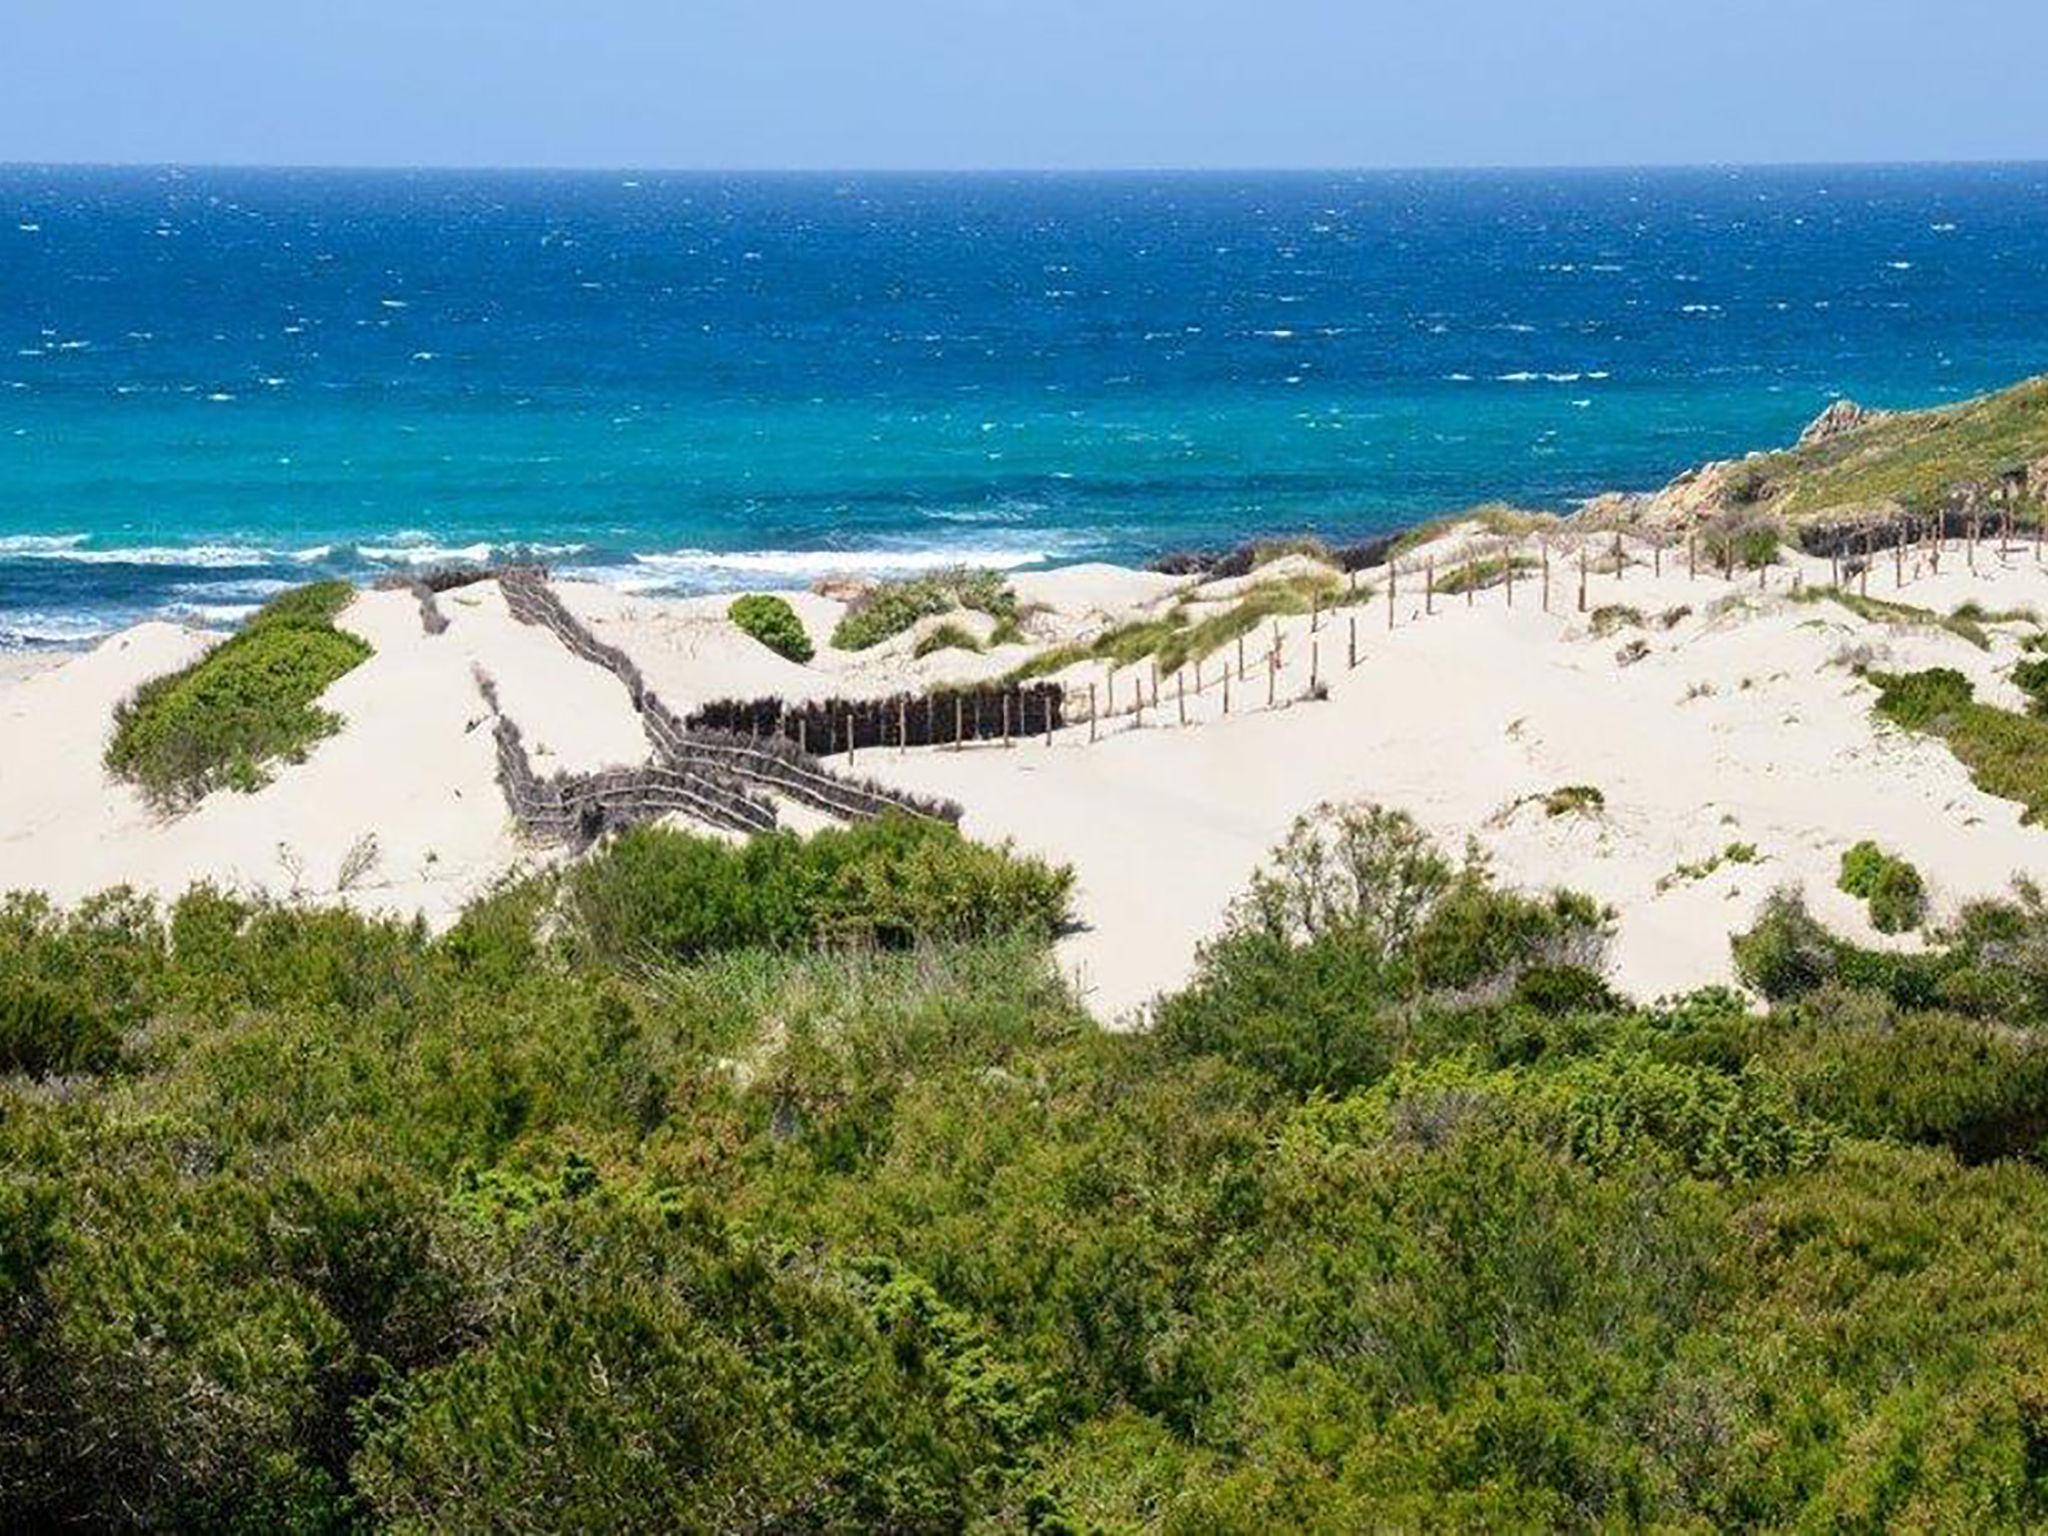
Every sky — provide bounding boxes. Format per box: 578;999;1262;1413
7;0;2048;171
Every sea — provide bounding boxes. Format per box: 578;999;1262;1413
5;163;2048;646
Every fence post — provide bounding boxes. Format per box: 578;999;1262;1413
1177;672;1187;726
1045;691;1054;747
1542;542;1551;611
1222;666;1231;714
1577;548;1588;613
1266;649;1277;708
1348;613;1358;669
898;697;908;755
798;717;807;756
1236;634;1246;681
1425;560;1434;615
954;694;964;750
1088;682;1098;743
1388;562;1397;630
1002;692;1012;749
1687;531;1696;580
1613;531;1624;581
1309;640;1319;693
845;713;856;765
1653;539;1662;578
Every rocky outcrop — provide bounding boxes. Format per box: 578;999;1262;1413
1797;398;1887;447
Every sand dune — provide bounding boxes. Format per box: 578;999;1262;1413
4;530;2045;1022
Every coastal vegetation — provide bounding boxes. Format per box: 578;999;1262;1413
727;593;814;662
831;567;1018;652
912;620;983;658
1869;666;2048;824
9;804;2048;1526
1006;571;1351;683
1755;374;2048;519
1838;839;1928;933
102;581;372;807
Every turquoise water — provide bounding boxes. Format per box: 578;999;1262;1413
5;164;2048;642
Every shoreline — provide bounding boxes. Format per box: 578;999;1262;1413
7;510;2047;1023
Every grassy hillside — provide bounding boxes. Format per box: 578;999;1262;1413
9;809;2048;1527
1732;374;2048;522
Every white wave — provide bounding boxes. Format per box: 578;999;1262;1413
1887;260;1914;271
1;612;112;646
171;577;295;601
1495;371;1539;382
595;545;1057;592
0;533;88;555
165;602;261;628
358;541;496;566
0;539;277;568
1444;372;1474;382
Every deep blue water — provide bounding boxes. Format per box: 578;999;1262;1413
5;164;2048;643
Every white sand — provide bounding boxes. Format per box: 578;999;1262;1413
5;534;2046;1023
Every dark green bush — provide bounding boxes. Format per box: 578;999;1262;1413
1156;806;1611;1096
2014;655;2048;716
104;580;372;806
1838;839;1927;933
564;816;1072;967
726;593;814;662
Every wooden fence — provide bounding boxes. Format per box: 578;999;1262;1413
489;568;960;834
687;681;1065;754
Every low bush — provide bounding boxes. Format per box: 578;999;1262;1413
1155;804;1612;1096
564;816;1072;967
832;568;1017;651
1838;839;1927;933
103;580;372;806
727;594;813;662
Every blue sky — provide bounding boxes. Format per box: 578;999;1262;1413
7;0;2047;170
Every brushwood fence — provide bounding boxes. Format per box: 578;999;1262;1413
476;668;778;847
687;681;1065;754
488;568;959;835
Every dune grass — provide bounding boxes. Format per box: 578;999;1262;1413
1797;586;1995;650
103;580;372;808
830;567;1017;651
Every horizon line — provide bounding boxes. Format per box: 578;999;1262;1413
7;156;2048;178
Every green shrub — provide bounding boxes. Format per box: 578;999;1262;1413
104;580;372;806
832;568;1017;651
564;817;1072;967
1156;805;1611;1096
726;594;813;662
1838;840;1927;933
2013;654;2048;715
1870;667;2048;823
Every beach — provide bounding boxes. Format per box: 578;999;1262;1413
7;514;2044;1023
